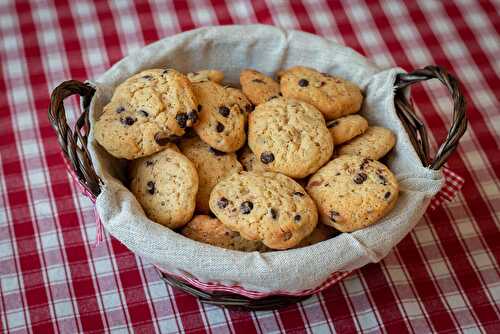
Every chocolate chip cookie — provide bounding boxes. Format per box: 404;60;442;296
337;126;396;160
192;81;251;152
280;66;363;120
179;136;243;214
94;69;199;159
248;98;333;178
209;171;318;250
306;155;399;232
187;69;224;83
240;69;281;105
129;146;198;229
327;114;368;145
181;215;268;252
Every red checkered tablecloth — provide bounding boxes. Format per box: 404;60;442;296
1;1;499;333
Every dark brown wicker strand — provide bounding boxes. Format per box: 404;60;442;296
48;65;467;310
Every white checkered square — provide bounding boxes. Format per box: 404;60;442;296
6;310;26;330
40;231;59;250
1;274;19;293
443;40;467;58
0;12;14;30
5;59;23;78
0;240;13;259
72;2;93;17
102;291;123;310
429;259;448;277
47;265;67;284
157;318;181;334
27;168;48;189
93;257;113;275
343;275;365;295
2;35;19;52
40;29;58;45
54;300;75;318
386;266;406;283
414;226;435;245
192;6;215;25
401;301;423;317
34;7;54;23
445;292;467;309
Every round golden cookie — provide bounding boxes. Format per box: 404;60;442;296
129;146;198;229
238;146;269;173
192;81;252;152
94;69;199;159
187;69;224;83
327;114;368;145
209;171;318;250
179;136;243;214
240;69;281;105
181;215;268;252
306;155;399;232
280;66;363;120
248;98;333;178
337;126;396;160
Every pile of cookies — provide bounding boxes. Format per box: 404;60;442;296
94;66;399;251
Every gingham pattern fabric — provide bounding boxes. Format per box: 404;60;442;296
0;1;498;333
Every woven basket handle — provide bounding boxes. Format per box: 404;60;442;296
394;65;467;170
48;80;101;198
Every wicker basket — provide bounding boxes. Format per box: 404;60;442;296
48;65;467;310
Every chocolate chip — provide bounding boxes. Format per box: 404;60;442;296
320;81;326;87
121;117;136;126
197;104;202;112
218;106;230;117
283;231;292;241
270;208;278;219
209;147;226;156
252;79;265;83
162;69;170;74
353;172;367;184
260;152;274;164
146;181;155;194
245;104;255;113
278;92;283;96
142;75;153;80
384;191;391;199
327;120;339;128
378;174;388;185
139;110;149;117
329;210;340;222
145;160;154;166
175;113;188;128
360;158;372;170
294;214;301;222
298;79;309;87
240;201;253;214
293;192;305;197
187;110;198;123
154;133;182;145
116;106;125;113
216;122;224;133
217;197;229;209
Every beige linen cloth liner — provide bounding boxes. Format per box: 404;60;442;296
87;25;443;294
